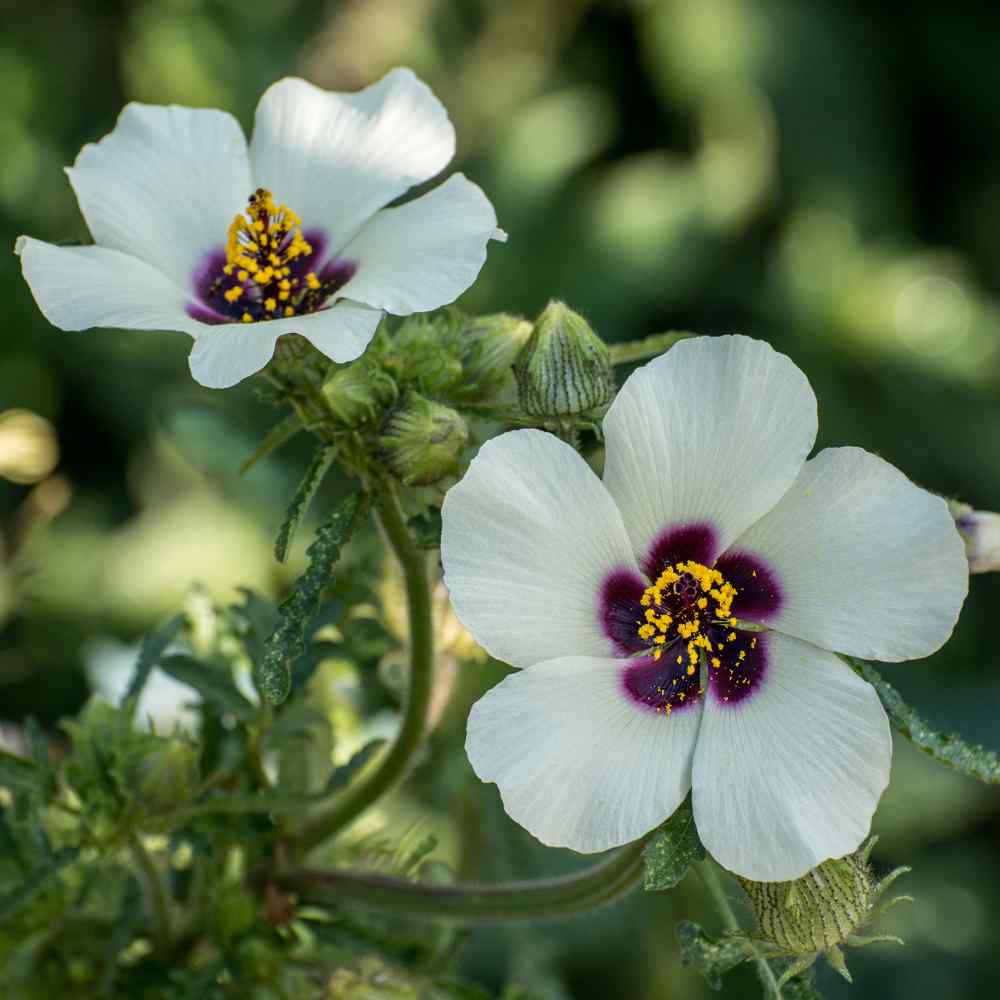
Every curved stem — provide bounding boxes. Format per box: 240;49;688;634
698;860;780;998
293;489;434;855
277;839;646;924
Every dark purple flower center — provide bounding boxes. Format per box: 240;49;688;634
602;522;783;716
186;188;356;326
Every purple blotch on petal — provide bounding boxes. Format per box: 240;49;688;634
185;302;227;325
714;549;783;623
622;655;702;715
706;628;768;707
320;257;358;294
643;522;718;579
599;568;647;656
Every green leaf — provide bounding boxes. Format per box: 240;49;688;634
642;795;704;891
230;589;280;669
407;507;443;549
778;968;824;999
0;845;79;922
675;920;754;990
851;658;1000;784
158;654;255;721
125;613;185;706
274;444;336;563
257;492;368;705
0;751;41;796
240;410;303;475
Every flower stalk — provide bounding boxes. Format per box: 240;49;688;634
276;839;646;923
292;488;435;855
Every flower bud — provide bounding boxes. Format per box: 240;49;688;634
950;501;1000;574
737;837;909;988
378;392;469;486
513;301;614;416
133;738;200;814
456;312;533;401
321;360;395;428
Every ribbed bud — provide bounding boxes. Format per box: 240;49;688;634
950;501;1000;574
133;739;200;814
321;360;395;428
737;838;909;988
513;301;614;416
457;312;533;401
378;392;469;486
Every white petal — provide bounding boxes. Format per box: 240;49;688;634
188;323;281;389
336;174;500;314
602;335;817;566
692;633;891;881
467;655;702;853
249;71;455;252
186;300;383;388
731;447;968;661
16;236;201;335
66;103;251;287
441;429;638;669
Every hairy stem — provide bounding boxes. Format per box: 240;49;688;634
129;833;173;951
277;839;646;923
698;860;780;998
293;489;434;855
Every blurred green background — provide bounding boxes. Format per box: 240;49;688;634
2;0;1000;996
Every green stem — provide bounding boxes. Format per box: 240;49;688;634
608;331;693;366
129;832;173;951
277;840;646;923
698;860;780;998
293;489;434;855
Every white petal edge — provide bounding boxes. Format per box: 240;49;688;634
336;174;501;315
692;632;891;882
16;236;202;336
731;447;968;661
249;70;455;254
441;429;639;669
602;335;818;564
66;103;251;288
186;299;383;388
467;655;702;853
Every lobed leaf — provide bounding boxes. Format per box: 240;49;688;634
158;654;256;721
642;795;705;891
675;920;755;990
257;492;368;705
851;659;1000;784
0;846;79;923
274;444;336;563
125;613;185;707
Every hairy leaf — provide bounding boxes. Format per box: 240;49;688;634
851;659;1000;784
258;492;368;705
643;795;704;891
676;920;754;990
274;444;336;563
240;410;303;475
158;655;255;721
125;613;185;706
0;846;79;922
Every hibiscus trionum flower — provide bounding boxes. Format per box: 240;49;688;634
15;70;503;388
441;335;967;881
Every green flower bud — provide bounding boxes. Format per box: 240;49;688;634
132;738;200;814
378;392;469;486
950;500;1000;574
321;360;396;428
738;837;910;989
513;301;614;416
456;312;533;401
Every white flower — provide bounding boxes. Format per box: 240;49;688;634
441;335;968;881
15;70;504;389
